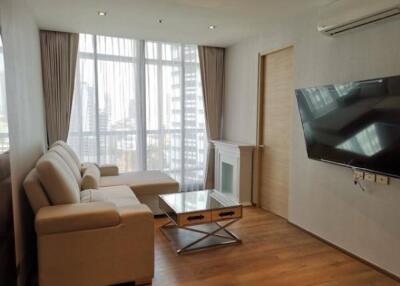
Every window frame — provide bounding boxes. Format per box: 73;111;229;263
69;34;206;190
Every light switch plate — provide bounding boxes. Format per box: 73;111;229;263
376;175;389;185
364;172;376;182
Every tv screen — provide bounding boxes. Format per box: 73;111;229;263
295;75;400;178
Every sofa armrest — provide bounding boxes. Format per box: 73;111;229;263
118;204;154;257
98;164;119;176
117;204;154;242
118;203;153;224
35;202;120;235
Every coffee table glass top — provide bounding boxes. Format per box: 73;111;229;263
159;189;240;214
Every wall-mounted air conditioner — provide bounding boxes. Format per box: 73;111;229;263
318;0;400;37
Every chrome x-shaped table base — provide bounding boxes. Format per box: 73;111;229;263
160;218;242;254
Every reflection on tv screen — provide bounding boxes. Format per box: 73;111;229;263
296;75;400;177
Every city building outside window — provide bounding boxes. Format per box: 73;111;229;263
68;34;207;191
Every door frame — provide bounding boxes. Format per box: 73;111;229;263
253;44;294;207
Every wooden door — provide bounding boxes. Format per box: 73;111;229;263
257;46;294;219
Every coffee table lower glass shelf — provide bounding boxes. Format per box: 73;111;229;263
159;190;242;254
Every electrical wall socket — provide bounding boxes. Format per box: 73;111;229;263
364;172;376;182
353;170;364;180
376;175;389;185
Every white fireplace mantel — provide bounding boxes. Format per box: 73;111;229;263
211;140;254;206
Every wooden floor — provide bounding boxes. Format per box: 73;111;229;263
152;207;399;286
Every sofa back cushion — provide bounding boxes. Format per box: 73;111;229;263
23;169;51;214
51;141;81;171
50;145;82;185
81;163;100;190
36;152;80;205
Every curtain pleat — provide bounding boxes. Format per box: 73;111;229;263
40;30;79;146
198;46;225;189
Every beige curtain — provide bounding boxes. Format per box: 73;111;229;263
40;30;79;146
198;46;225;189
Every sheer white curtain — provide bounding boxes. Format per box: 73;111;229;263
145;41;206;191
0;36;9;153
68;34;207;191
69;34;141;170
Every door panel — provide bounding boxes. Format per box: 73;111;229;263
259;46;294;219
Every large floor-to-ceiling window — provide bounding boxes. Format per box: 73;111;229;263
68;34;206;190
0;37;9;153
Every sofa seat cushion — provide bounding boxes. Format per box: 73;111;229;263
99;171;179;196
80;185;140;208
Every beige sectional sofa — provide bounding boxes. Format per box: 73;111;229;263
23;141;179;286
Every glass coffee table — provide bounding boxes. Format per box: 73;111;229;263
159;189;242;254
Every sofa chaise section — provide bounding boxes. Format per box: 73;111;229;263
53;140;179;214
100;171;179;214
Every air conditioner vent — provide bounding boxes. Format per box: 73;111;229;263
318;0;400;37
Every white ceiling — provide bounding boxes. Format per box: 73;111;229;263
27;0;325;47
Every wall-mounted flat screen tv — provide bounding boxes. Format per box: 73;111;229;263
295;75;400;178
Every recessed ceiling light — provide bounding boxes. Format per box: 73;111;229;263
98;11;107;16
208;25;216;30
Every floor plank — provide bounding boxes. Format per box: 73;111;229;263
153;207;399;286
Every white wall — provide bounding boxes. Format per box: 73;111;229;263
0;0;47;284
223;10;400;277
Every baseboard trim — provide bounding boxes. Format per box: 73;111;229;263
288;221;400;282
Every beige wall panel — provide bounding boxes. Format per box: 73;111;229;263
223;11;400;277
0;0;47;284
